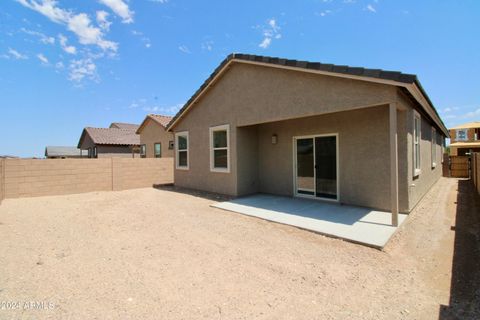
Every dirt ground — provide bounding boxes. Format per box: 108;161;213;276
0;177;478;319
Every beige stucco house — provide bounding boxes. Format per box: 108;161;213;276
78;123;140;158
449;122;480;156
167;54;448;222
136;114;174;158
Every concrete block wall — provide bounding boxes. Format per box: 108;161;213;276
0;159;4;204
112;158;173;191
4;159;112;198
0;158;173;200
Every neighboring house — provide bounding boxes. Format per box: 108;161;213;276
136;114;174;158
167;53;448;218
109;122;140;131
45;146;85;159
449;122;480;156
78;125;140;158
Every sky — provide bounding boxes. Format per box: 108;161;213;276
0;0;479;157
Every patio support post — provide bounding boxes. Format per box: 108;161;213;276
389;103;399;227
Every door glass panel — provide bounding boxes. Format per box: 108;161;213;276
315;136;337;199
296;138;314;195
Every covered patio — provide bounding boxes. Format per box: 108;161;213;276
212;194;407;248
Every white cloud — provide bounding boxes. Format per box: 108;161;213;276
16;0;117;53
96;10;111;31
259;37;271;49
37;53;48;64
98;0;134;24
178;45;191;54
143;103;183;115
58;34;77;54
316;10;332;17
131;30;151;48
465;108;480;119
149;0;168;3
68;58;98;82
8;48;28;59
55;61;64;69
20;27;55;44
201;40;213;51
67;13;117;51
258;18;281;49
366;4;377;13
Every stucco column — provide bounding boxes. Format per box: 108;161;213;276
389;103;399;226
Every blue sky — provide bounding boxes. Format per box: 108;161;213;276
0;0;478;157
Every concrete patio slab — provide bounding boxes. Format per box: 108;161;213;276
212;194;407;248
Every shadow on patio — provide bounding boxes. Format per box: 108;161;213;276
439;179;480;319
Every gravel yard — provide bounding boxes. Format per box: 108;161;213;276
0;177;478;319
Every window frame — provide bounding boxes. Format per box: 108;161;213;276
154;142;162;158
413;111;422;177
175;131;189;170
456;129;467;141
93;146;97;158
209;124;230;173
431;127;437;168
140;144;146;158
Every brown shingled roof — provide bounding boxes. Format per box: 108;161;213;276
79;127;140;147
136;114;173;134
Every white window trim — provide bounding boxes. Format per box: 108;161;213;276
175;131;189;170
209;124;230;173
431;127;437;168
413;111;422;177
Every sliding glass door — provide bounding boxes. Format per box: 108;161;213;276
294;135;338;200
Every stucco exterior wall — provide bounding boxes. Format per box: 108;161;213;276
236;126;259;196
139;119;174;158
97;145;138;158
252;105;409;212
400;95;443;211
173;63;398;197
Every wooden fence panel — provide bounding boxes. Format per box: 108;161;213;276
450;156;470;178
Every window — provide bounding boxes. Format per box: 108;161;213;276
93;146;97;158
431;127;436;168
88;147;92;158
140;144;146;158
154;143;161;158
413;111;421;176
168;140;174;150
175;132;189;169
456;129;467;141
209;124;230;172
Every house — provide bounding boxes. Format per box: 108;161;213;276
109;122;140;131
77;124;140;158
136;114;174;158
166;53;448;222
449;122;480;156
45;146;85;159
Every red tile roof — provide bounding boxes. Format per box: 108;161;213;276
136;114;173;134
109;122;140;130
83;127;140;145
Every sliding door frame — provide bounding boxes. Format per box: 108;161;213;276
292;133;340;202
